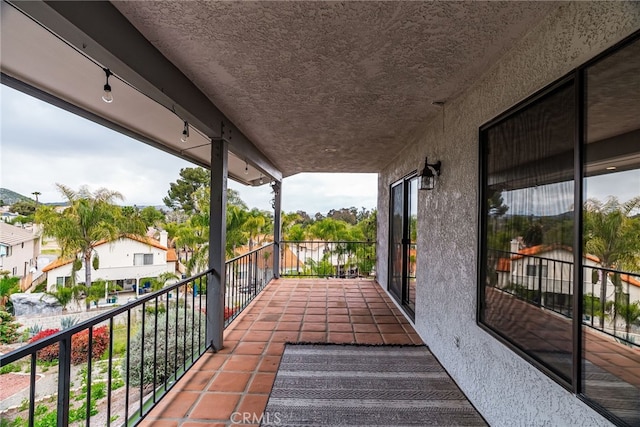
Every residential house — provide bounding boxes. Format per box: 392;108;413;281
0;222;41;290
287;240;375;278
496;242;640;319
42;232;178;293
232;243;300;286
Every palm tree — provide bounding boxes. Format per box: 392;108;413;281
226;204;249;257
32;191;41;207
35;184;146;308
584;196;640;326
284;224;306;275
244;212;266;250
616;300;640;337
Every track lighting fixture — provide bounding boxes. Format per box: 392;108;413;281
102;68;113;103
180;121;189;143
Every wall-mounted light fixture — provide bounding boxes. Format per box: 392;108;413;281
102;68;113;103
419;158;441;190
180;121;189;143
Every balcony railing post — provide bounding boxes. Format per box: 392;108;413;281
57;335;72;427
537;257;543;307
207;136;227;351
272;180;282;279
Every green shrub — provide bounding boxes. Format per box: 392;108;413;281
145;302;166;315
125;308;205;387
0;362;21;375
0;309;21;344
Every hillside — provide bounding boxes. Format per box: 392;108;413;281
0;188;33;206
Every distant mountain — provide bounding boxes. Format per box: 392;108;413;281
0;188;34;206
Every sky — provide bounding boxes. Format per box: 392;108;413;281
0;85;377;215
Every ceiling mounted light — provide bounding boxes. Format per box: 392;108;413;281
259;174;264;185
419;157;442;190
102;68;113;103
245;161;249;175
606;166;616;170
180;121;189;143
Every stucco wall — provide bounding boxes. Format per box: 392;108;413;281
377;3;640;426
45;238;171;290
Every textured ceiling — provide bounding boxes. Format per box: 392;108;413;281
112;1;558;177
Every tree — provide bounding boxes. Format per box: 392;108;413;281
245;209;268;250
0;275;19;309
523;221;544;247
309;218;349;242
615;300;640;337
584;196;640;326
227;188;248;210
9;200;36;216
32;191;41;206
35;184;146;308
163;167;211;213
226;204;249;257
327;207;358;225
140;206;165;227
356;209;377;242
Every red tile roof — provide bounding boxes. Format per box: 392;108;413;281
510;244;600;263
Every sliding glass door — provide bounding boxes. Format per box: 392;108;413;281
389;174;418;318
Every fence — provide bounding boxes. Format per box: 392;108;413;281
489;248;640;347
0;243;276;427
280;240;376;278
224;243;274;326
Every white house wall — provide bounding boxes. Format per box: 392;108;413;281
0;236;40;290
508;251;640;303
46;238;171;291
377;3;639;426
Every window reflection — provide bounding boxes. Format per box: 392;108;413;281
482;81;575;383
480;33;640;425
582;37;640;426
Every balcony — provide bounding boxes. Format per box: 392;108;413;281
140;277;424;426
2;243;446;427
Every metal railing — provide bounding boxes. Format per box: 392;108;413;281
224;243;274;326
280;240;376;278
489;249;640;347
0;245;275;427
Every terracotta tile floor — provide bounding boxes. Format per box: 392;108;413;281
140;279;422;426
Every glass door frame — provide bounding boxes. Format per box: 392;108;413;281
388;172;418;320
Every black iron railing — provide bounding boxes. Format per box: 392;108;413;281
489;249;640;348
0;244;276;427
280;240;376;278
224;243;274;326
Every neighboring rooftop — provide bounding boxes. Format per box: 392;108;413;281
0;222;38;246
